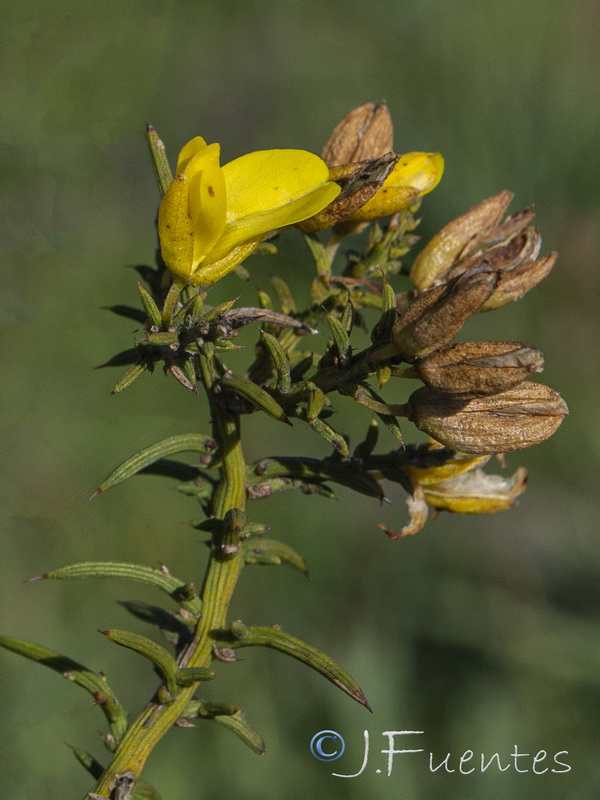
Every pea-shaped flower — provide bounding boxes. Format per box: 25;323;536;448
158;137;341;285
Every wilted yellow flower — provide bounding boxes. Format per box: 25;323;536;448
158;137;341;285
302;103;444;231
379;452;528;538
343;151;444;222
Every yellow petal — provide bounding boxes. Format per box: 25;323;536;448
347;152;444;221
206;149;340;262
176;136;208;175
191;237;263;286
157;175;195;281
423;467;528;513
185;144;227;266
403;454;489;486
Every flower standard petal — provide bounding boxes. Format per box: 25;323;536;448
206;149;341;263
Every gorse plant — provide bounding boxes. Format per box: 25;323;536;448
0;103;568;799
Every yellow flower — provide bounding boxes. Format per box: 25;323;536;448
158;137;341;285
343;151;444;222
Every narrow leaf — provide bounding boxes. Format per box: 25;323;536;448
0;635;128;741
175;667;216;686
101;629;179;697
213;711;266;754
271;275;296;315
302;231;330;277
248;456;384;501
36;562;202;614
220;377;290;424
93;434;217;495
243;538;308;575
68;745;104;780
230;625;370;710
137;282;162;328
261;332;291;393
111;362;147;395
353;418;380;458
326;313;352;365
186;701;266;755
146;124;173;197
306;381;326;422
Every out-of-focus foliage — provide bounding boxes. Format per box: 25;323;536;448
1;1;598;799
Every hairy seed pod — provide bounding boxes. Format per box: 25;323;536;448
416;341;544;395
406;383;568;454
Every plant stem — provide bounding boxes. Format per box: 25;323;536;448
88;368;246;798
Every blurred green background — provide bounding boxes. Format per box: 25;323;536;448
1;1;599;798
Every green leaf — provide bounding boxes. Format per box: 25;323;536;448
370;277;398;343
68;745;104;780
326;313;352;366
136;282;162;328
185;701;266;755
220;377;290;424
261;332;291;393
306;381;326;422
93;434;217;496
175;667;216;686
243;538;308;575
302;231;330;277
271;275;296;315
111;362;148;395
248;456;384;501
228;625;371;710
100;629;180;697
0;635;128;742
353;418;380;458
146;124;173;197
36;562;202;615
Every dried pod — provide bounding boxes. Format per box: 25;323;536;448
321;102;394;167
410;190;514;290
416;341;544;396
390;269;498;359
406;383;568;454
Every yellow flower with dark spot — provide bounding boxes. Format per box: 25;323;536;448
158;137;341;285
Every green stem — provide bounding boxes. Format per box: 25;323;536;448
88;364;246;798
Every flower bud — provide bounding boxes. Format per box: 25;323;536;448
321;102;394;167
390;269;498;359
406;383;568;454
416;341;544;396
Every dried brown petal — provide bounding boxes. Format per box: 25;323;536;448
406;383;568;454
416;341;544;396
321;102;394;167
410;190;514;290
299;153;398;232
447;225;542;281
478;252;557;311
390;270;498;358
